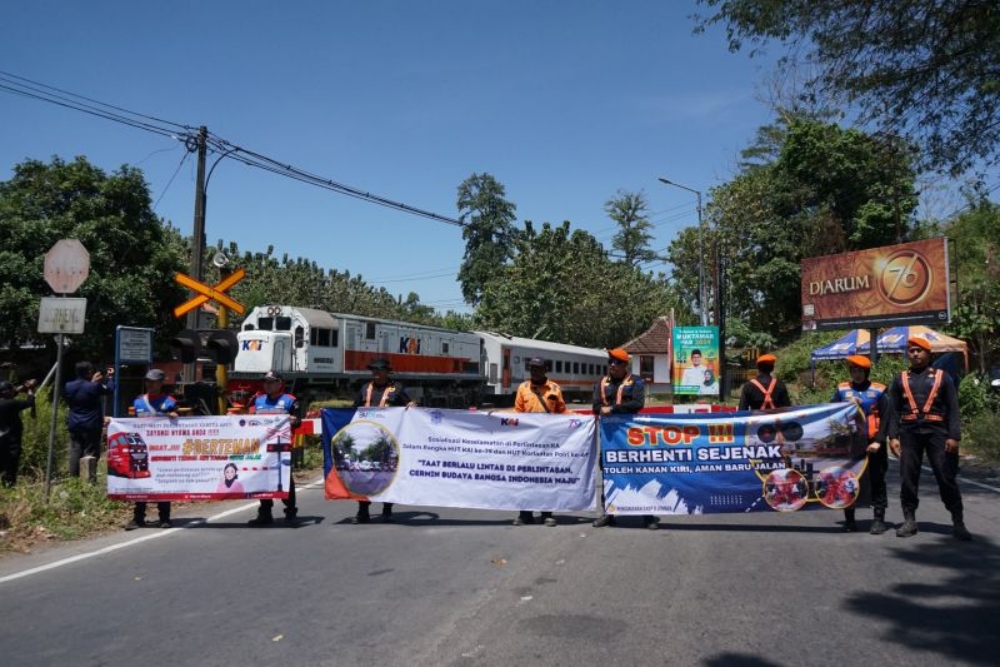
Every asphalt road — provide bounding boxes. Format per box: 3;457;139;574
1;465;998;667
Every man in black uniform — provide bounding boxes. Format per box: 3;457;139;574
887;337;971;541
738;354;791;411
0;379;36;487
592;348;657;529
352;357;415;524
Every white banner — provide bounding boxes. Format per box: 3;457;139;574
323;407;597;512
107;415;292;501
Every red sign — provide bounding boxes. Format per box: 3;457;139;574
173;269;247;318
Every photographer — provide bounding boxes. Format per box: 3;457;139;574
63;362;114;483
0;378;37;487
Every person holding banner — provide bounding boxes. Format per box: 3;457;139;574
887;337;971;541
592;348;658;529
126;369;176;530
512;357;566;527
352;357;416;524
832;356;890;534
248;371;301;527
738;354;791;411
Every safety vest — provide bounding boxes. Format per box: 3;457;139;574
599;374;635;406
364;382;398;408
749;378;777;409
900;369;945;422
836;381;886;439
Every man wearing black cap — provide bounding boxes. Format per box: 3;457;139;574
352;357;415;524
248;371;301;527
127;368;178;530
887;337;970;541
0;378;36;487
63;361;115;483
512;357;566;527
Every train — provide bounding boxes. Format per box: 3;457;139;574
226;305;609;407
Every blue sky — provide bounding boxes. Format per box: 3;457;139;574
2;1;784;314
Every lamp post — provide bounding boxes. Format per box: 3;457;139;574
658;177;706;326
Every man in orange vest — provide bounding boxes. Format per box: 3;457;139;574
831;355;890;534
739;354;791;411
511;357;567;527
887;337;970;540
592;348;657;529
352;357;416;525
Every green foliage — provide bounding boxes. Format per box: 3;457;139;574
696;0;1000;175
18;385;70;480
456;173;518;307
963;411;1000;462
605;189;659;266
958;374;1000;419
0;156;189;361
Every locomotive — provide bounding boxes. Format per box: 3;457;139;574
226;305;608;407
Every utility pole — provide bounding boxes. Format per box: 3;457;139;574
185;125;208;382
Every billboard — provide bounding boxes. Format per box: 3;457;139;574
801;238;951;331
672;326;720;396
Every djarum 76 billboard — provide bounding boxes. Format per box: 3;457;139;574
801;238;951;331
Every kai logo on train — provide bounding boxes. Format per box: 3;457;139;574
241;339;264;351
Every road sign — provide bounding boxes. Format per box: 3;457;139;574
38;297;87;334
44;239;90;294
174;268;247;318
116;326;154;364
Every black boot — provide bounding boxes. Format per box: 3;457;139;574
283;508;299;527
352;503;371;524
869;508;888;535
513;511;534;526
248;510;274;527
896;511;918;538
843;508;857;533
381;503;394;523
952;511;972;541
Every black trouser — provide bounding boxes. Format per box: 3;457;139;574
845;441;888;520
0;441;21;487
134;502;171;522
69;427;103;480
259;476;296;516
357;500;393;515
899;429;962;516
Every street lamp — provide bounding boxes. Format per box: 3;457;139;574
658;177;706;326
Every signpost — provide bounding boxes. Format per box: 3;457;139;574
114;326;155;418
42;240;91;499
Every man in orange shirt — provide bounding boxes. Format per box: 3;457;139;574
512;357;566;527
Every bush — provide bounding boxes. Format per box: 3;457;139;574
18;386;71;482
963;411;1000;463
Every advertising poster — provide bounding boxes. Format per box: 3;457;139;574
599;403;870;515
322;407;597;511
106;415;293;501
672;326;720;396
801;237;951;331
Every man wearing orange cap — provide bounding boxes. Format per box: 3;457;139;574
887;337;970;540
592;348;658;529
831;355;890;534
738;354;791;411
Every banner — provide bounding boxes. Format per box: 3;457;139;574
599;403;869;515
672;326;720;396
107;415;293;501
801;238;951;331
322;407;597;511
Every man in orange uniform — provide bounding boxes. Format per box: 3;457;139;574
512;357;566;527
739;354;791;411
887;337;970;541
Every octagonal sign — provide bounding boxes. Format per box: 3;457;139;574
44;239;90;294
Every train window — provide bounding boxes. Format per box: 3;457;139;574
573;362;579;374
245;324;255;331
555;360;562;373
311;328;332;346
294;326;305;348
365;322;376;339
276;317;292;331
331;329;339;346
443;342;449;354
258;317;273;330
588;363;595;375
490;363;498;384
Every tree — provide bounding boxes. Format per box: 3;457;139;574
696;0;1000;175
456;173;518;306
0;157;188;361
605;189;659;266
